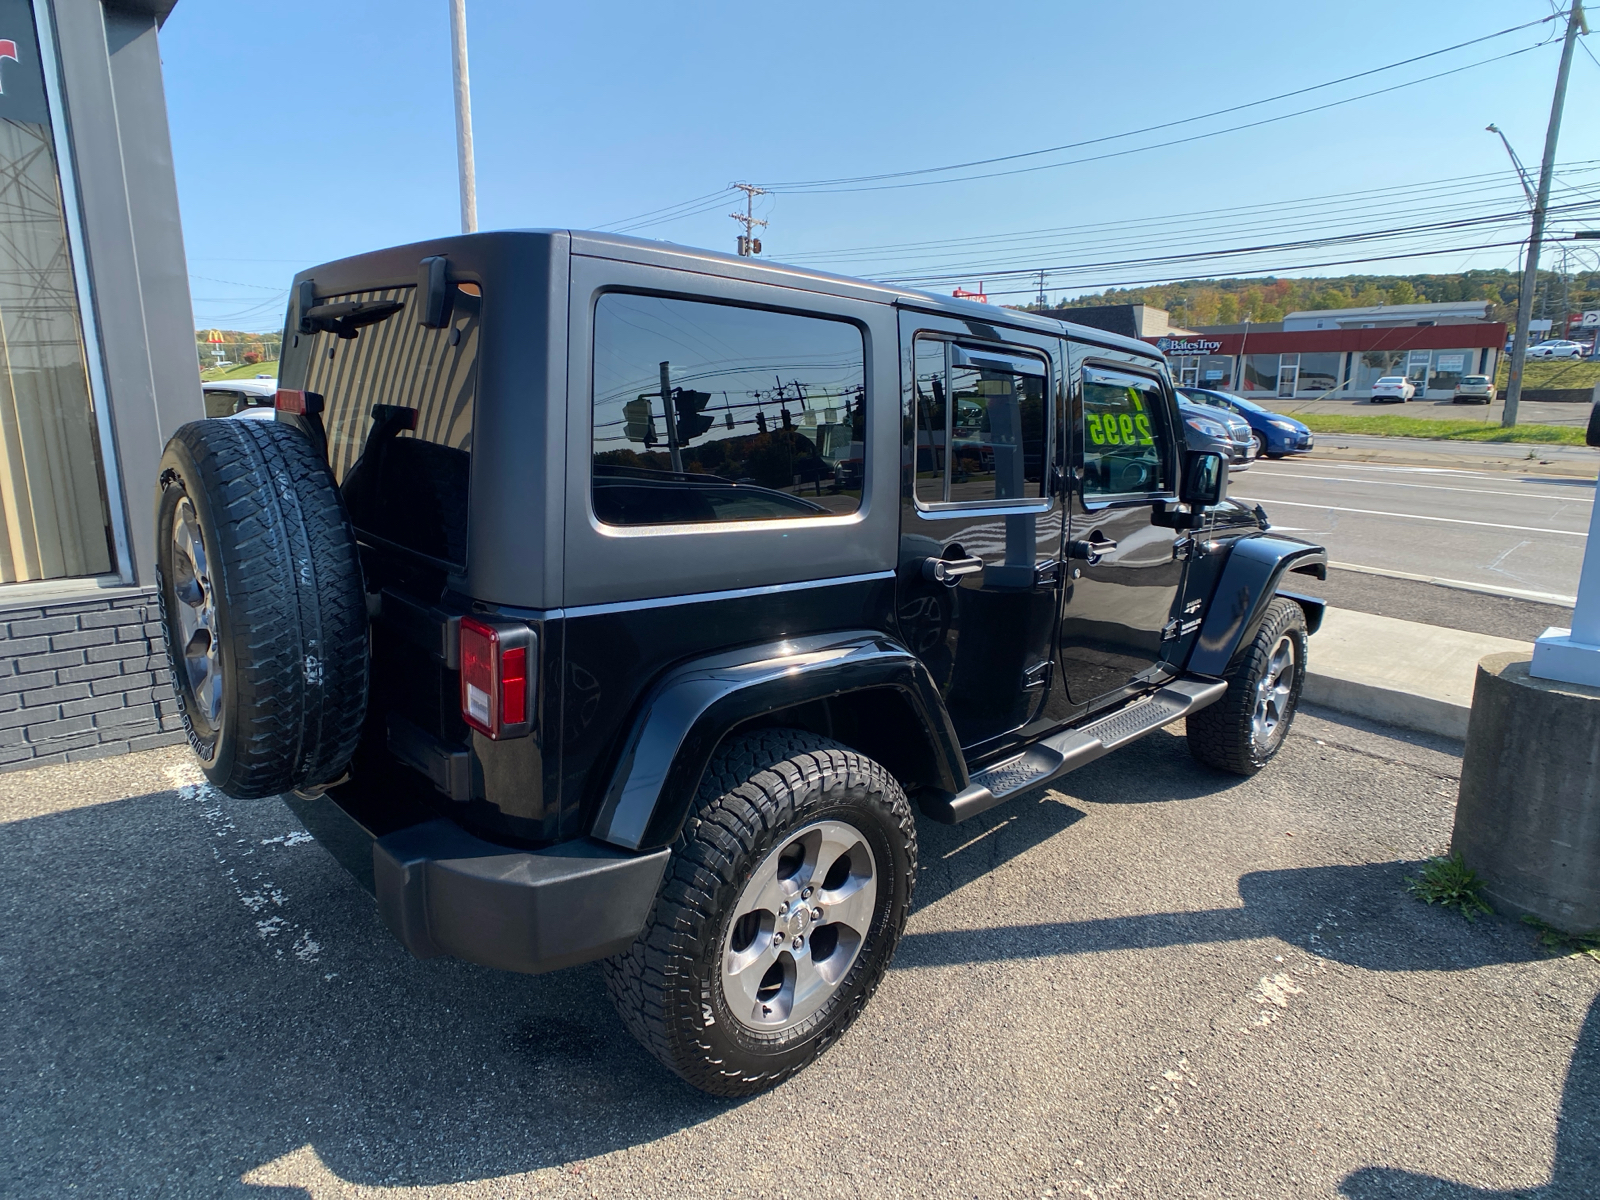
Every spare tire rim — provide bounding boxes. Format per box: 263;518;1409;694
720;819;878;1034
170;496;222;727
1251;632;1296;753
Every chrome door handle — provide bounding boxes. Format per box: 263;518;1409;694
1068;535;1118;565
922;556;984;586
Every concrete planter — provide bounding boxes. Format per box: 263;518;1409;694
1453;651;1600;933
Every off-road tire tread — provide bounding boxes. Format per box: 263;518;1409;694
157;419;367;797
1185;596;1306;776
601;727;917;1097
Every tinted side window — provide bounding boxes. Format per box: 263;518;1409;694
1080;369;1173;498
910;335;1046;506
591;293;865;527
304;284;480;566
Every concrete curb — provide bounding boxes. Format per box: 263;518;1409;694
1301;671;1470;740
1300;608;1531;741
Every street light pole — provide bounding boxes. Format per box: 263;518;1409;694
450;0;478;234
1503;0;1586;428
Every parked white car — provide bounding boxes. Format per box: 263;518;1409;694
1528;340;1586;360
1369;376;1415;403
202;377;277;418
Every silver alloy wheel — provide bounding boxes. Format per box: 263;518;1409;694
1251;632;1296;753
720;818;878;1033
169;496;223;728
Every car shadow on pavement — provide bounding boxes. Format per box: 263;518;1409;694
0;787;740;1196
898;858;1543;974
1339;993;1599;1199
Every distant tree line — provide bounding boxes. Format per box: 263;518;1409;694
1031;268;1599;328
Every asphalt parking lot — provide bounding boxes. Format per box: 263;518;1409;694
5;712;1596;1199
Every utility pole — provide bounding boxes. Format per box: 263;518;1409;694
1034;271;1048;310
659;361;683;474
450;0;478;234
731;183;768;256
1504;0;1587;428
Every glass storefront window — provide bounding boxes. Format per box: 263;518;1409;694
1430;350;1469;392
1196;355;1234;389
1297;353;1342;395
1242;355;1279;394
0;1;112;583
1355;350;1405;393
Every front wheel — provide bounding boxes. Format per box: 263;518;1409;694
602;729;917;1096
1186;597;1307;776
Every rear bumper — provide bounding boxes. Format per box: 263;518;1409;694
285;791;669;975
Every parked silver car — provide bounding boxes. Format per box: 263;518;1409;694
1452;375;1496;404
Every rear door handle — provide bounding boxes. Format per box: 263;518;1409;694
1068;534;1118;565
922;556;984;586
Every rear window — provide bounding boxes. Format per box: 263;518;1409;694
302;284;480;566
590;292;865;527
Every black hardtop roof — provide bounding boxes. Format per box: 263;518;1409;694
291;229;1162;362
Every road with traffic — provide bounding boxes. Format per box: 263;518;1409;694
1235;456;1592;604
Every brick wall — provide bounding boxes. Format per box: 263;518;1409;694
0;589;186;771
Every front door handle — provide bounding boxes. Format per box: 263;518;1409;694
922;556;984;586
1068;534;1118;566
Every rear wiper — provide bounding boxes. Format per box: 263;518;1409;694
300;298;404;339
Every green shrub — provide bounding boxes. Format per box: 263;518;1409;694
1406;854;1492;920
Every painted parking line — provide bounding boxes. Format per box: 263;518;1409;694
1232;496;1587;537
1247;470;1593;504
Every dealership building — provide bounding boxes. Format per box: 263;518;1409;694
1152;301;1505;401
0;0;203;769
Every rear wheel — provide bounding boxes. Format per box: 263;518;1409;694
156;419;368;798
1186;597;1307;776
602;728;916;1096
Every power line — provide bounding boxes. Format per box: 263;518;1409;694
767;13;1561;191
783;170;1599;275
772;41;1561;196
945;241;1537;301
877;202;1600;288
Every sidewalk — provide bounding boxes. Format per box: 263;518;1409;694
1303;606;1535;739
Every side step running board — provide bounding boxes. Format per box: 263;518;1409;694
919;678;1228;824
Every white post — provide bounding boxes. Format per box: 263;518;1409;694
449;0;478;234
1530;451;1600;684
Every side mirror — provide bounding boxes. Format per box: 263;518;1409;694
1587;397;1600;448
1181;450;1227;508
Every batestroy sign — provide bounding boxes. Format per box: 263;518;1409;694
1156;337;1223;355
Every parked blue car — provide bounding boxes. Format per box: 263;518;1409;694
1179;387;1313;459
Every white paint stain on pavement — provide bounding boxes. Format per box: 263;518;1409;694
166;761;323;966
1253;972;1305;1026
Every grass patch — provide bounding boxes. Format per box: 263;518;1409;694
1298;413;1586;445
1406;854;1493;920
201;360;279;382
1523;915;1600;961
1495;358;1600;391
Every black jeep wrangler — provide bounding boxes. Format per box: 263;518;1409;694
156;231;1326;1096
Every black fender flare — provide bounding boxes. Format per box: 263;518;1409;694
1185;535;1327;677
590;631;965;852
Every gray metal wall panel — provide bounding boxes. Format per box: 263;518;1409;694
48;0;202;588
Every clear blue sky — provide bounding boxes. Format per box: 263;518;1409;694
160;0;1600;330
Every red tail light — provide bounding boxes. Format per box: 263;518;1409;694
459;617;536;739
274;388;324;415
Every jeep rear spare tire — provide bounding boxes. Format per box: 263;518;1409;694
156;419;368;798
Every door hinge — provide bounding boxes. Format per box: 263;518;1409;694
1024;660;1053;689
